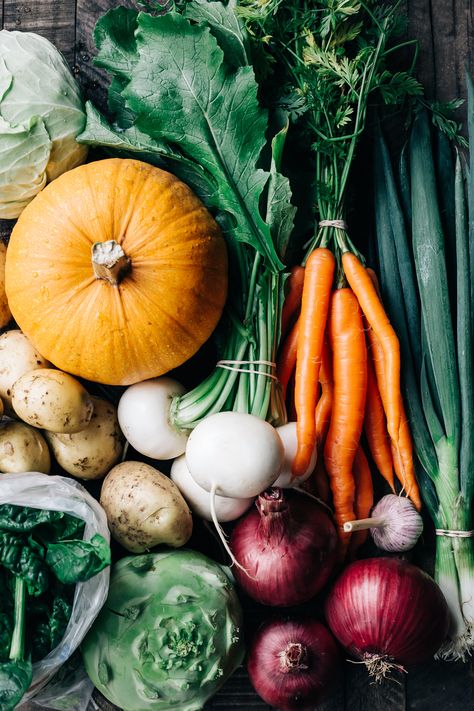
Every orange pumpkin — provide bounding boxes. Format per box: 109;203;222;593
5;158;228;385
0;242;12;329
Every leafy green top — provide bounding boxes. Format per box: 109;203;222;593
237;0;426;254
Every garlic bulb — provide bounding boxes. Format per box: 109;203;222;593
344;494;423;552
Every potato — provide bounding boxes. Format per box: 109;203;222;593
0;421;50;474
0;329;50;409
0;242;11;330
44;397;123;479
12;369;94;433
100;461;193;553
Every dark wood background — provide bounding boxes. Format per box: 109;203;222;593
2;1;474;710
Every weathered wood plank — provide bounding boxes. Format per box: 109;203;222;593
407;659;474;710
206;667;272;710
345;664;406;711
75;0;137;113
405;0;473;124
2;0;76;65
406;0;436;99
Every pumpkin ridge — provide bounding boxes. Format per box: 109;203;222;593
128;276;227;314
5;158;228;385
116;159;158;247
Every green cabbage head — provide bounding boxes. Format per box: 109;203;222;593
0;31;88;218
81;549;245;711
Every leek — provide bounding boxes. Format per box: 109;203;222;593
374;108;474;659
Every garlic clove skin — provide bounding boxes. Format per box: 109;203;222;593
370;494;423;552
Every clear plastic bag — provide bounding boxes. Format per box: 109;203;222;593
0;472;110;709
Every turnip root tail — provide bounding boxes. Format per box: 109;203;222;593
209;483;253;577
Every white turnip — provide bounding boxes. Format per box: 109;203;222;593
117;377;189;460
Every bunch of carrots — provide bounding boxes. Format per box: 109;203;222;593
278;245;421;555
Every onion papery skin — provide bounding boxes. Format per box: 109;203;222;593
325;557;450;677
230;488;338;606
247;618;340;711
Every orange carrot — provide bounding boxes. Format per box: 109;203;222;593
391;400;422;510
349;446;374;552
293;248;335;478
342;252;401;444
366;268;421;510
315;338;333;446
324;288;367;548
366;267;382;297
313;453;331;504
277;318;299;401
364;352;395;492
281;265;305;339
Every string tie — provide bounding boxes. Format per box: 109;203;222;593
319;219;348;230
216;359;278;381
435;529;474;538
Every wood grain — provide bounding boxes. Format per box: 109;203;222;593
75;0;136;113
2;0;76;64
406;0;474;125
5;1;474;710
407;659;474;710
345;664;406;711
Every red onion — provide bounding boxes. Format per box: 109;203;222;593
325;557;450;680
230;488;337;606
247;618;340;711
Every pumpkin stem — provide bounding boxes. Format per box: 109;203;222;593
92;240;131;285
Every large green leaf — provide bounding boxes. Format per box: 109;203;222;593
184;0;251;68
122;12;282;271
79;102;219;206
93;7;139;127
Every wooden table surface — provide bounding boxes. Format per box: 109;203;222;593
2;1;474;710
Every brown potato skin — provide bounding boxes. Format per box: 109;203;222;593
44;397;123;479
100;461;193;553
0;421;51;474
12;369;94;433
0;330;50;410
